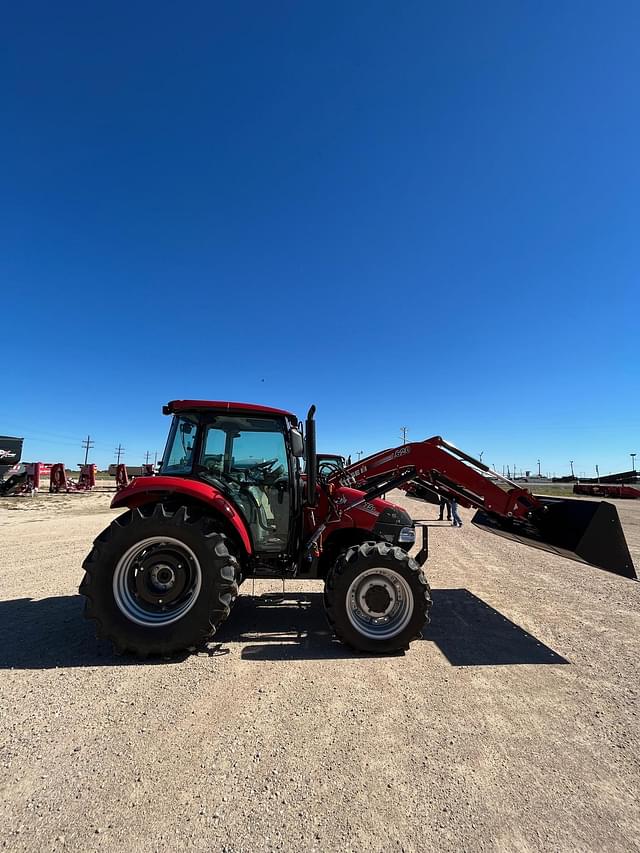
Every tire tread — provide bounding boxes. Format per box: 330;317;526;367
79;504;239;657
325;541;431;653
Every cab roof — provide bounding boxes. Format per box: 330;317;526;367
163;400;298;420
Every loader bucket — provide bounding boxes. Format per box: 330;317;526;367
472;497;636;580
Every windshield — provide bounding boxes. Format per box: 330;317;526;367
317;454;346;477
160;415;198;475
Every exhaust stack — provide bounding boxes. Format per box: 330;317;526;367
305;405;317;508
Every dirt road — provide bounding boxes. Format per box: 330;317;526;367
1;491;639;852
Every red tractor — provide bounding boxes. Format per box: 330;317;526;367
81;400;636;657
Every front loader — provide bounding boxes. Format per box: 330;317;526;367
80;401;636;657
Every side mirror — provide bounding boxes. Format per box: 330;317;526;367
290;428;304;457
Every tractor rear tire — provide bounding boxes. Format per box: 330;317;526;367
324;542;431;653
80;504;239;656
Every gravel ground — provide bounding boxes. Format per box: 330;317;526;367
0;490;639;852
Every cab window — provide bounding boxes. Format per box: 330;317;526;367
161;415;197;475
199;417;291;553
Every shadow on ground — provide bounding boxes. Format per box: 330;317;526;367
0;595;186;669
425;589;568;665
0;589;568;669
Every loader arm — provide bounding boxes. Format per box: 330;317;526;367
327;437;636;580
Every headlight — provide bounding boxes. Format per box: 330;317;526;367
398;526;415;543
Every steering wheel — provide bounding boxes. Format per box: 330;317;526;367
252;458;279;473
318;461;340;478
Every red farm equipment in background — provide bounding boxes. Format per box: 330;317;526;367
79;400;636;659
0;437;42;495
115;463;130;491
49;463;96;493
114;463;156;491
0;462;41;496
574;482;640;499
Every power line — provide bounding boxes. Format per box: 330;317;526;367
400;426;408;445
81;435;94;466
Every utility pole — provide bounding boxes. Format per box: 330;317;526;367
570;460;575;478
356;450;364;461
400;426;408;445
631;453;636;472
595;464;599;483
144;451;151;465
114;444;125;465
81;435;94;466
537;459;541;477
154;451;158;466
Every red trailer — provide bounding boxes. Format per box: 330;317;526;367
574;483;640;499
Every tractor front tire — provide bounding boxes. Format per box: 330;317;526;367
324;542;431;653
80;504;239;656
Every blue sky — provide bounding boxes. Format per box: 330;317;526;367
2;2;638;476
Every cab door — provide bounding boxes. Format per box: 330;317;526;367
199;417;292;554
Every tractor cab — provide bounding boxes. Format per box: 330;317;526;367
316;453;348;478
159;401;305;556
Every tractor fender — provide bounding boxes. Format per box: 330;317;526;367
110;476;252;555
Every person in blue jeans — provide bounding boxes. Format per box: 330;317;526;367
451;496;463;527
438;496;451;521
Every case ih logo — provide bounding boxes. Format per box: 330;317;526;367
339;465;367;485
0;449;17;459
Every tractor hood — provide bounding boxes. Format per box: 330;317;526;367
327;486;415;549
331;486;410;520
